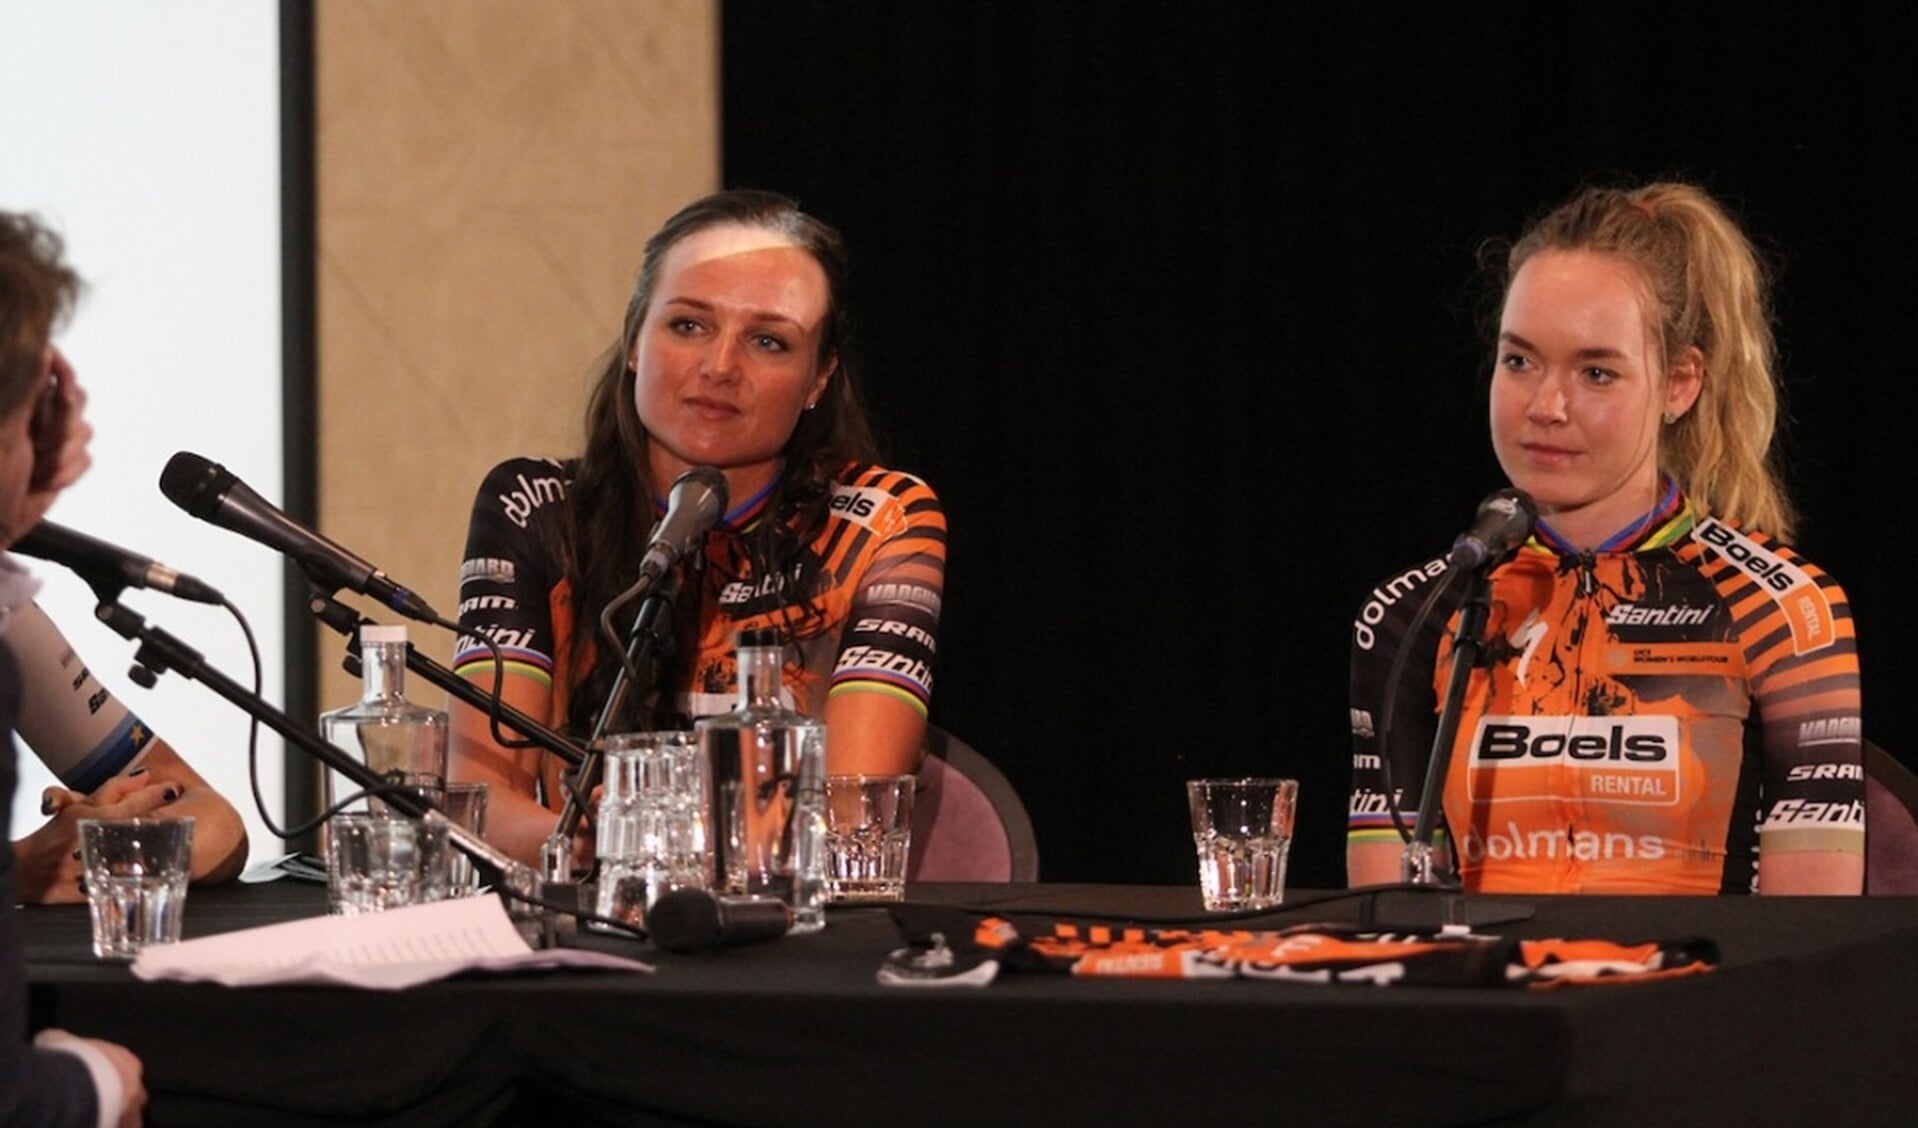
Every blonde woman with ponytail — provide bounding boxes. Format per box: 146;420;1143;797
1348;181;1864;896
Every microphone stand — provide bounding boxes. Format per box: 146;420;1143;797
1369;563;1533;931
87;594;545;934
546;568;682;871
306;589;586;768
310;586;599;946
1403;563;1491;887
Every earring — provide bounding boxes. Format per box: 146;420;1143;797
1661;411;1677;425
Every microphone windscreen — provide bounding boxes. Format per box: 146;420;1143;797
646;889;725;952
646;889;792;953
159;451;226;517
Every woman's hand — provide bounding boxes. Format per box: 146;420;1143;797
11;769;186;904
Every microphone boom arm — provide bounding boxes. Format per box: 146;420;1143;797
551;569;680;849
87;595;532;898
305;588;587;769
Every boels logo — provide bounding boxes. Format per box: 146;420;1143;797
828;484;906;538
1467;716;1681;806
1694;519;1834;655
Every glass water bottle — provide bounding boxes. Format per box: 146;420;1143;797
695;628;827;932
319;623;449;822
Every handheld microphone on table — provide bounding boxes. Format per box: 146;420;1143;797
12;519;226;604
158;450;441;623
1444;487;1539;572
634;466;728;591
645;889;794;953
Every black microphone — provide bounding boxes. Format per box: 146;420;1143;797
635;467;728;587
1446;487;1539;571
158;451;440;622
645;889;793;953
12;520;225;604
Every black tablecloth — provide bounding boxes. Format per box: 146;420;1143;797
23;880;1918;1126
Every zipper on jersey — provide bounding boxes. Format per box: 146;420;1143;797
1564;551;1601;884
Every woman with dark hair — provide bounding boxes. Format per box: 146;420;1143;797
449;190;946;866
1346;181;1863;896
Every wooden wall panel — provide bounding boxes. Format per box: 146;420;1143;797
314;0;717;715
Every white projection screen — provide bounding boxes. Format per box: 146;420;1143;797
1;2;290;871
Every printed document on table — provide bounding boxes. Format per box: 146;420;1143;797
131;894;653;989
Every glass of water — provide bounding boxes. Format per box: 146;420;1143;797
1186;778;1298;911
441;781;491;895
594;731;706;930
325;812;451;915
77;817;195;960
824;774;916;902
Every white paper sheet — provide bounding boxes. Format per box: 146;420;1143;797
131;894;653;989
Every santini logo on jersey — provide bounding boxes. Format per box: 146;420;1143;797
1348;786;1401;815
834;645;933;692
1468;715;1681;806
719;564;805;609
456;626;536;654
1763;797;1865;832
1694;519;1835;655
1604;602;1712;627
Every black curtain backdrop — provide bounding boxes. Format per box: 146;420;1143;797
720;3;1918;891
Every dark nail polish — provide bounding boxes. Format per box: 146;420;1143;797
128;767;148;778
39;796;54;815
70;850;81;861
162;787;180;802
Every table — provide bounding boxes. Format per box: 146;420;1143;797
24;880;1918;1126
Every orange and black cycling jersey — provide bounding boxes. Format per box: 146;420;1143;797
1348;483;1864;894
452;457;945;803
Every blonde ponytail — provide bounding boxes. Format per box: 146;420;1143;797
1506;182;1795;538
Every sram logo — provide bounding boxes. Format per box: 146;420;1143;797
1786;762;1863;782
1467;715;1681;806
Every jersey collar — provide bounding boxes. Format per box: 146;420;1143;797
1530;475;1696;556
652;463;785;534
